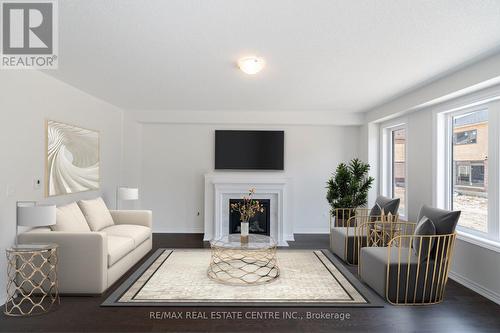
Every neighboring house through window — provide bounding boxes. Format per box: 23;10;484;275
381;122;408;219
451;110;488;233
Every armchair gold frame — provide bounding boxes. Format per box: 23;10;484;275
357;221;417;253
385;233;456;305
330;208;399;265
329;208;368;228
357;222;457;305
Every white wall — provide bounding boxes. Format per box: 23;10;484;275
358;122;380;207
138;123;360;234
364;52;500;304
120;113;142;210
0;71;123;304
365;52;500;123
128;110;363;126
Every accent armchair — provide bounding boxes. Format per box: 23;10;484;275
358;205;461;305
330;196;400;264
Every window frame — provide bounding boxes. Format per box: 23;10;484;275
438;103;499;242
381;121;408;220
427;85;500;251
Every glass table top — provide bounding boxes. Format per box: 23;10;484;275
8;243;58;252
210;234;277;250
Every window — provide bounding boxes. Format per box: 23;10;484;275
381;122;407;218
450;110;488;233
434;93;500;247
454;162;485;187
453;129;477;145
392;128;407;216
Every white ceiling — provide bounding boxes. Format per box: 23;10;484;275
46;0;500;112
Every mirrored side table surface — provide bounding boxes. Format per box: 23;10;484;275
4;243;59;316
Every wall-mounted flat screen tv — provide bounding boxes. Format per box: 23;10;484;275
215;130;284;170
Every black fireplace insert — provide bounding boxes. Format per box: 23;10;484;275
229;199;270;236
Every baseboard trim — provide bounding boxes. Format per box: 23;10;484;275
153;229;204;233
293;230;330;234
449;271;500;305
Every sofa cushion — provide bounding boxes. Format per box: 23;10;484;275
25;227;52;233
360;246;438;303
101;224;151;247
51;202;91;232
107;235;135;267
78;197;114;231
412;216;436;259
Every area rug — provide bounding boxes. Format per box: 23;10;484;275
102;249;382;307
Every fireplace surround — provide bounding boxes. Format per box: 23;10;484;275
204;173;294;246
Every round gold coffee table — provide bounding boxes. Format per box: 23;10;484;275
207;234;279;285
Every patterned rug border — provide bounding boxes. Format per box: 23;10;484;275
102;249;384;308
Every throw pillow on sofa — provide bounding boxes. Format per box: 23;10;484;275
78;197;115;231
51;202;91;232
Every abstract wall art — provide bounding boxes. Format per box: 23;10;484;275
46;120;100;196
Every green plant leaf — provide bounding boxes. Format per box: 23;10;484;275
326;158;373;212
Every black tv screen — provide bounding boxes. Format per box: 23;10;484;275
215;130;284;170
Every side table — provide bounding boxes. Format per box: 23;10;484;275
4;243;59;316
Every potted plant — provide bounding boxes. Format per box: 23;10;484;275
230;188;264;243
326;158;374;226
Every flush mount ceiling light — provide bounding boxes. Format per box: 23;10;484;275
237;56;265;75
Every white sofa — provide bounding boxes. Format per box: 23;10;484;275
19;199;152;295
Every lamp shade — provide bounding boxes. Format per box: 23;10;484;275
117;187;139;201
17;203;56;227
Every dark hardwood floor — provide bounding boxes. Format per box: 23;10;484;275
2;234;500;333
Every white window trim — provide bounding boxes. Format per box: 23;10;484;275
433;90;500;246
380;119;408;220
456;230;500;253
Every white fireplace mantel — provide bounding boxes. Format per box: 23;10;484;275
204;172;294;246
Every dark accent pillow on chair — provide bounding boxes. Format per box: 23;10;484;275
417;205;461;235
369;196;400;220
417;205;461;259
369;203;381;219
412;216;436;259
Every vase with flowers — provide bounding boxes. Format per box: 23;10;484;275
230;188;265;243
